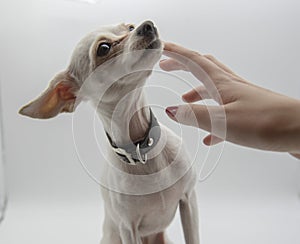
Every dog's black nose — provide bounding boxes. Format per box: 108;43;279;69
137;21;157;37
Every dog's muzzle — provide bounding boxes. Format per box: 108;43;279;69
136;21;161;50
136;21;158;38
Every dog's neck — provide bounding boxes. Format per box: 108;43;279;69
96;82;150;146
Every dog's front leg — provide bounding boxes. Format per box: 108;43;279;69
179;190;200;244
119;222;142;244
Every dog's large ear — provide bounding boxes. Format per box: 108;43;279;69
19;72;80;119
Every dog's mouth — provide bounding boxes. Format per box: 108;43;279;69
146;39;161;50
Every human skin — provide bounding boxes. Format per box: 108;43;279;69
160;42;300;159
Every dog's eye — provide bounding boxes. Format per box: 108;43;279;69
128;25;135;31
97;43;111;57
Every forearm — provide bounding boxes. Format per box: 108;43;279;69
284;99;300;157
287;100;300;154
260;95;300;154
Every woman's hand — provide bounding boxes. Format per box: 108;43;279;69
160;42;300;156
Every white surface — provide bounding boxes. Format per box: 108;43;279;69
0;0;300;243
0;85;6;221
1;188;300;244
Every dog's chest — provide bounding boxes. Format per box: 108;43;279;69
102;168;196;235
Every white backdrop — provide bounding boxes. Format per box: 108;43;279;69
0;0;300;243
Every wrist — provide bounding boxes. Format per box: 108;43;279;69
287;99;300;154
264;98;300;153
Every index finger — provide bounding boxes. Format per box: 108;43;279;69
163;42;224;103
163;42;223;81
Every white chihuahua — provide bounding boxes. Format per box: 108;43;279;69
19;21;199;244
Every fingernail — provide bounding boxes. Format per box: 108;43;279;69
181;95;188;103
165;106;178;117
203;136;211;146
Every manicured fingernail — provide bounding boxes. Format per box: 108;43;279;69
165;106;178;117
203;136;211;146
182;95;188;103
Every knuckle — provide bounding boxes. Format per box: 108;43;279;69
204;54;215;60
180;104;198;121
183;104;195;118
189;50;201;59
168;42;177;49
189;105;203;125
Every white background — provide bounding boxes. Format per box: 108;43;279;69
0;0;300;243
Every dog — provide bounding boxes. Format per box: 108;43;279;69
19;21;199;244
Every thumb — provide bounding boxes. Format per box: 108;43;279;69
165;104;227;137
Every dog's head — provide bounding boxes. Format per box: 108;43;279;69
19;21;162;119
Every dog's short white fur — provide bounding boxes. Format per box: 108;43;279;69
19;21;199;244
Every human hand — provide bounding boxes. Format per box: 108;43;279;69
160;42;300;155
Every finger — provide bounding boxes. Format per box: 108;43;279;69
165;104;226;137
165;104;210;131
203;134;224;146
203;54;253;86
204;55;238;77
182;86;211;102
159;58;188;71
163;42;224;85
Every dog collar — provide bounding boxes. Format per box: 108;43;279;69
106;109;161;165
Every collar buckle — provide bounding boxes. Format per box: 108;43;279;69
136;143;147;164
106;108;160;166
